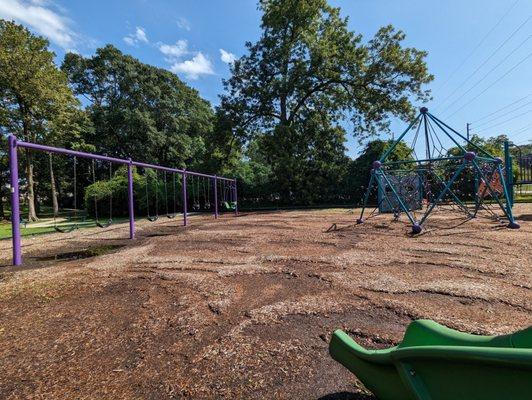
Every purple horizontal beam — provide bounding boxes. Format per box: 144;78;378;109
15;139;235;181
16;140;128;165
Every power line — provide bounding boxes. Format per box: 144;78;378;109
474;109;532;133
474;99;532;128
511;131;532;142
507;122;532;141
446;50;532;119
442;35;532;116
513;121;532;134
432;0;520;95
436;16;531;111
470;93;532;123
514;138;532;144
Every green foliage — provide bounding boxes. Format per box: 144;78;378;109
62;45;214;168
447;134;507;158
220;0;432;138
0;19;86;220
219;0;433;204
0;20;81;142
83;166;178;218
348;139;413;204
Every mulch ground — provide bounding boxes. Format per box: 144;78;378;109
0;205;531;399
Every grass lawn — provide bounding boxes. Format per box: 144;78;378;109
0;217;130;240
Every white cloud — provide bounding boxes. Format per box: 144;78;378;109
158;40;188;61
176;17;191;31
170;52;214;80
158;39;215;80
220;49;236;64
123;26;148;46
0;0;76;48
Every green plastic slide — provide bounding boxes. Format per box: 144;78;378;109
329;319;532;400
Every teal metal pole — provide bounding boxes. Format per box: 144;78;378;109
471;160;516;226
426;114;468;154
419;162;467;225
504;141;514;207
357;173;375;223
431;171;471;216
378;170;417;225
427;113;495;158
379;114;422;162
374;173;401;214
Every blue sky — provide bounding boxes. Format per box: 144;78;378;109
1;0;531;157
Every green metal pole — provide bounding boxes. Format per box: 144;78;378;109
378;170;417;225
379;114;422;162
357;173;375;223
504;141;514;207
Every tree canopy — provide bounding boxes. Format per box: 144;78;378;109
0;20;83;220
219;0;433;202
220;0;432;140
62;45;215;168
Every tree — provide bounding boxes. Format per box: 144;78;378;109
348;139;413;204
62;45;215;169
219;0;433;201
0;20;81;221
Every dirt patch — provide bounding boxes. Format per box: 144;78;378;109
0;205;530;399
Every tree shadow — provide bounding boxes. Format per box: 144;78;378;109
516;213;532;221
318;392;375;400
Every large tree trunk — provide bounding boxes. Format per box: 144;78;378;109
49;153;59;216
19;103;38;222
25;148;38;221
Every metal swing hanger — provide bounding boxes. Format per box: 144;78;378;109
202;176;211;210
146;169;159;222
192;175;200;211
164;171;176;219
92;159;113;229
53;155;79;233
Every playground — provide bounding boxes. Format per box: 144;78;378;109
1;1;532;398
0;205;530;399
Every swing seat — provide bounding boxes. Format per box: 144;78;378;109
54;223;79;233
329;319;532;400
223;201;237;211
166;214;176;219
147;216;159;222
96;218;113;228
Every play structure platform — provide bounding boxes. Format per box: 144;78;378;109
329;320;532;400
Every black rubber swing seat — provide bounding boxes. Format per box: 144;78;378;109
96;219;113;228
147;216;159;222
54;224;79;233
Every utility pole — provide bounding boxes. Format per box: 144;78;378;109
466;123;470;141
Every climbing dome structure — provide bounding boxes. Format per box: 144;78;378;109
357;107;520;234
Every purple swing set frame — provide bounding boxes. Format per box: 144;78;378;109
7;134;238;266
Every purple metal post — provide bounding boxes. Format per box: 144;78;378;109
182;172;187;226
214;176;218;219
234;179;238;215
8;135;22;266
8;138;235;265
127;159;135;239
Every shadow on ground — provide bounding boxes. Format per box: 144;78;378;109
318;392;375;400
